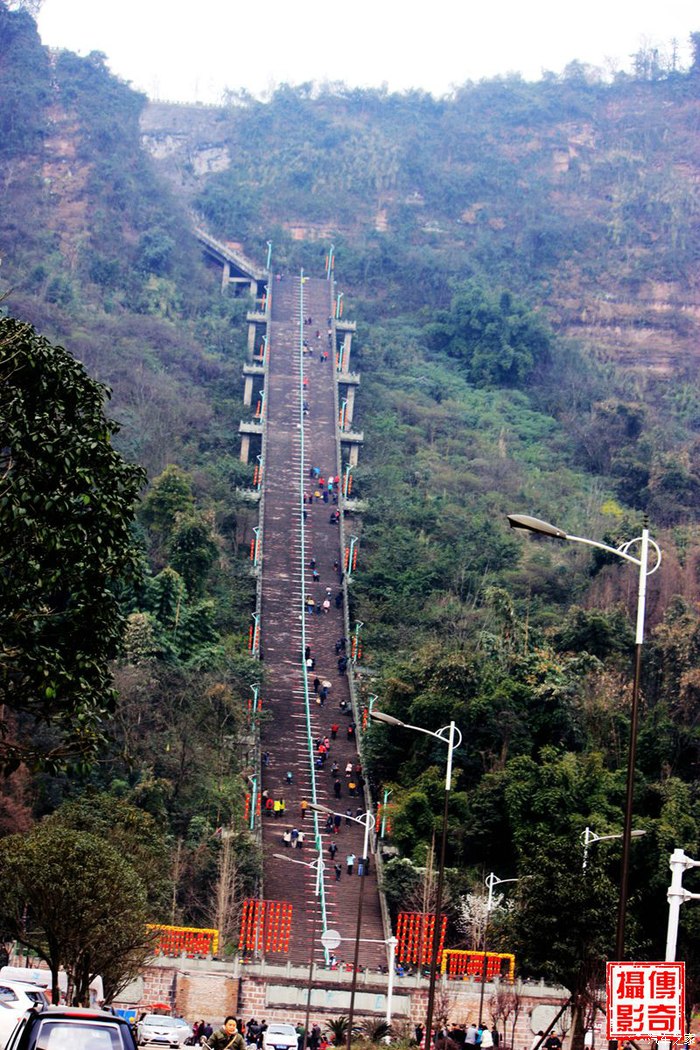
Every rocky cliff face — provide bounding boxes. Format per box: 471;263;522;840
140;102;232;197
139;87;700;376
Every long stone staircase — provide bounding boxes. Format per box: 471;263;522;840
255;273;386;970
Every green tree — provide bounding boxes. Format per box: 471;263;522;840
0;317;145;771
0;2;51;158
45;793;172;915
140;465;195;539
507;838;617;1050
552;606;635;660
427;282;553;387
0;822;153;1004
168;513;219;596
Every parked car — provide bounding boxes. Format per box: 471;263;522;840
137;1014;192;1048
0;981;49;1048
262;1023;298;1050
4;1004;137;1049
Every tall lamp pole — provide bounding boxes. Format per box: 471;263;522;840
370;711;462;1044
477;873;519;1027
273;851;325;1050
507;513;661;959
310;804;375;1050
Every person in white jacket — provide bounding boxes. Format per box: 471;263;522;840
479;1027;494;1049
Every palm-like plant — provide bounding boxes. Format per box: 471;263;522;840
326;1017;350;1045
359;1020;393;1043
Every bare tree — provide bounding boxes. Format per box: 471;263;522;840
207;827;245;953
433;981;456;1030
489;984;520;1050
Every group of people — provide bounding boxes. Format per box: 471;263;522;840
262;792;286;818
412;1022;498;1050
188;1019;214;1045
282;827;305;849
295;1021;330;1050
306;468;339;494
305;594;341;618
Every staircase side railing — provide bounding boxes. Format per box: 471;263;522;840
330;278;394;961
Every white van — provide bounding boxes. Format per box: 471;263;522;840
0;979;49;1048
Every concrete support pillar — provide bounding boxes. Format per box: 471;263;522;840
240;433;250;464
343;332;352;370
345;386;356;426
250;279;257;297
248;323;257;352
348;444;359;467
243;376;254;407
222;261;230;293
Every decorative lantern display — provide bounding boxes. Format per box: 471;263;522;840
396;912;447;966
238;899;293;954
441;949;515;981
148;924;219;957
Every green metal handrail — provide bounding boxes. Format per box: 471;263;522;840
297;271;329;960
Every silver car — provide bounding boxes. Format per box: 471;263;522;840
137;1014;192;1048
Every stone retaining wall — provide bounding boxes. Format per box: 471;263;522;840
117;959;571;1049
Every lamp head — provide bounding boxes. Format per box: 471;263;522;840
507;514;568;539
369;710;405;728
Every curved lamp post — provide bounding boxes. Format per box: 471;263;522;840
370;710;463;1044
310;803;375;1050
507;513;661;959
581;826;646;872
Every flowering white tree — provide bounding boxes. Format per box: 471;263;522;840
456;890;504;950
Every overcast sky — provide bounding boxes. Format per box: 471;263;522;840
36;0;698;105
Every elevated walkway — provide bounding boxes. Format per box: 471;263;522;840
196;228;267;294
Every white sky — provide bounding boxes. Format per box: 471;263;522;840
37;0;698;105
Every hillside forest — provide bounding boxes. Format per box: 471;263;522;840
2;0;700;1009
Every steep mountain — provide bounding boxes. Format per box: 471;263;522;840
4;1;700;982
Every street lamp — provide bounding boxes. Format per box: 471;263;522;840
507;513;661;959
273;851;325;1050
370;710;463;1044
347;536;359;578
380;788;392;840
352;621;363;665
309;803;375;1050
477;873;520;1027
580;827;646;872
321;930;399;1026
248;775;258;831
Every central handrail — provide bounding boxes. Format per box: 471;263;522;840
297;271;329;960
